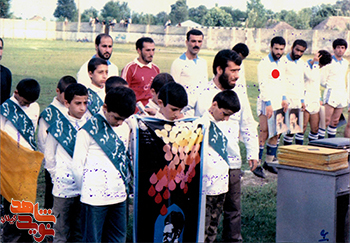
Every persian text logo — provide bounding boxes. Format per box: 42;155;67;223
0;199;56;242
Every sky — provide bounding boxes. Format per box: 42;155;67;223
10;0;339;21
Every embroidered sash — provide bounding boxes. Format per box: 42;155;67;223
82;114;131;189
39;104;64;127
1;99;37;150
87;88;103;115
208;121;229;165
47;116;77;158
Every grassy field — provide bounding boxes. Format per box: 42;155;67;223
1;38;349;242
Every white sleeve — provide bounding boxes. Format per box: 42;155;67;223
44;133;58;179
238;91;259;161
71;129;91;191
0;114;6;131
37;118;49;153
257;60;270;103
170;59;182;84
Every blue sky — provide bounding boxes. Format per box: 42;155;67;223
10;0;339;21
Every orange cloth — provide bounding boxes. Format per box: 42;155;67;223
1;130;43;203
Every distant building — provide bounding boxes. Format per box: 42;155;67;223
313;16;350;31
177;20;202;28
29;15;44;21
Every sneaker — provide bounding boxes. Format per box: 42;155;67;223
263;161;278;174
252;166;265;178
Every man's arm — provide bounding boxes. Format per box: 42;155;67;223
37;118;49;153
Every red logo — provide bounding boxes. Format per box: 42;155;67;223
271;69;280;79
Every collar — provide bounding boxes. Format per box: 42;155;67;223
307;59;318;69
92;54;111;65
52;97;67;110
89;83;105;93
179;52;199;64
286;53;298;63
134;58;153;68
268;53;280;63
332;55;343;63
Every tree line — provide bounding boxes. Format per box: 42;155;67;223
1;0;350;29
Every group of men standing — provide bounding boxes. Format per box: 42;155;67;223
1;27;349;243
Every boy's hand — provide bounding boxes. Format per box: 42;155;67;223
249;159;258;171
144;108;157;116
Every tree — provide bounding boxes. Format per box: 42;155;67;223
220;7;247;27
155;11;169;25
202;7;234;27
188;5;207;25
53;0;77;21
0;0;11;18
169;0;188;25
81;7;98;22
101;1;130;23
246;0;268;28
334;0;350;16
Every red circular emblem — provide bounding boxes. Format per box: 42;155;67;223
271;69;280;79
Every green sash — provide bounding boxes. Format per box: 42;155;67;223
1;99;37;150
87;88;103;115
47;116;77;158
39;104;64;127
208;121;229;165
82;114;131;190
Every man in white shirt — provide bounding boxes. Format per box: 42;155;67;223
77;33;118;87
194;49;258;242
256;36;287;177
319;38;348;139
171;29;208;114
281;39;307;146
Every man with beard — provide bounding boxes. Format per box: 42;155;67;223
255;36;288;178
77;33;118;87
171;29;208;114
0;38;12;104
281;39;307;146
194;49;258;242
121;37;160;107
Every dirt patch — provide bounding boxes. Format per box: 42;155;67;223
241;169;277;187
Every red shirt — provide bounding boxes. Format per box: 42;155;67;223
121;58;160;106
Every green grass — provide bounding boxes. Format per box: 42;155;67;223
2;38;349;242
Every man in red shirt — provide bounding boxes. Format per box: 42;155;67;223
121;37;160;107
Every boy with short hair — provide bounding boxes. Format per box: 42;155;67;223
44;83;88;242
105;76;129;94
72;86;136;242
38;75;77;209
1;78;41;242
201;90;241;243
144;72;175;116
155;82;188;121
86;57;108;117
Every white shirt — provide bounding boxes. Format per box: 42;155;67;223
199;111;229;196
44;112;87;198
194;80;259;169
257;53;287;110
77;57;119;88
37;97;68;154
304;60;321;104
235;62;247;95
72;109;130;206
171;53;208;111
321;56;348;91
0;95;40;150
281;53;305;108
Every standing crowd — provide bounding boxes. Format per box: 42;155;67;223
0;29;349;243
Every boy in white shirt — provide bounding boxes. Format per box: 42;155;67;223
72;86;136;242
201;90;241;243
86;57;108;117
1;78;40;242
38;75;77;209
144;73;175;116
304;50;332;141
154;82;188;121
45;83;89;242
